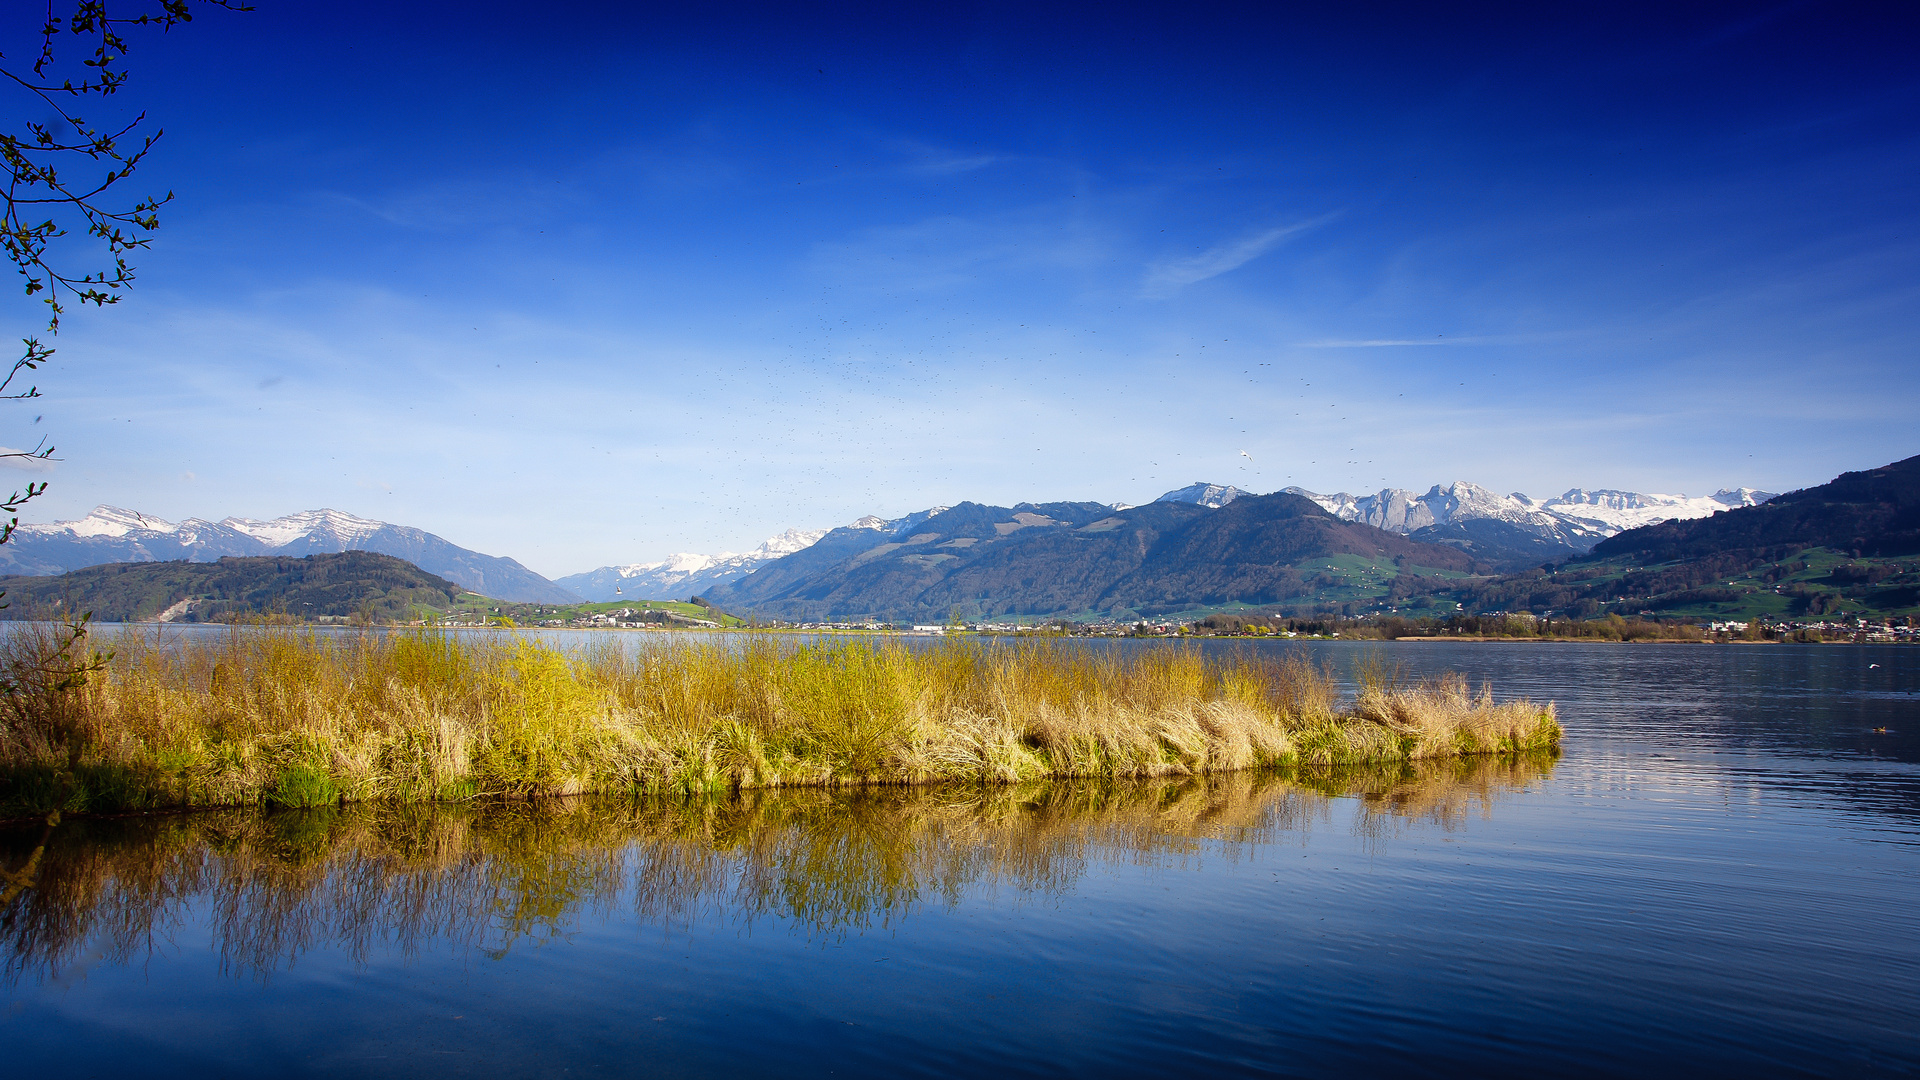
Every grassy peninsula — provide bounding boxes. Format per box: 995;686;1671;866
0;626;1558;817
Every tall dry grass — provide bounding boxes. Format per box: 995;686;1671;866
0;626;1559;815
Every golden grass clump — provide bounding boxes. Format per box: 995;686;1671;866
0;626;1560;815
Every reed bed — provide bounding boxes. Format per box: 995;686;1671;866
0;625;1558;816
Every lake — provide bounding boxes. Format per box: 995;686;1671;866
3;640;1916;1076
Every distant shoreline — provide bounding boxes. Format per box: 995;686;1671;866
1388;636;1912;645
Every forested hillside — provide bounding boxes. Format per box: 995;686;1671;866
0;552;469;623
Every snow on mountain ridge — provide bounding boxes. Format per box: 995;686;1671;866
1281;480;1777;547
30;505;186;539
10;506;577;603
850;507;951;533
556;526;834;602
224;508;388;548
1155;482;1246;508
604;552;725;578
1284;481;1567;533
598;527;833;582
757;527;830;557
32;505;394;548
1538;487;1778;533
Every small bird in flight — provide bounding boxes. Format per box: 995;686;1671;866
1239;450;1253;462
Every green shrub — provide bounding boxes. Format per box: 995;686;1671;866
266;764;338;809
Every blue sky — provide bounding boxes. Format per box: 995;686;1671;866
9;2;1919;576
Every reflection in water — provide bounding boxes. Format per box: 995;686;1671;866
1;753;1554;983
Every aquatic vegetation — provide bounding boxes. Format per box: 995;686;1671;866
0;626;1559;815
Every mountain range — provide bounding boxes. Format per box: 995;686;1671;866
553;527;828;602
1296;483;1773;538
564;477;1765;600
2;473;1776;616
2;506;578;604
1440;453;1920;619
1586;457;1916;562
702;493;1481;622
1217;482;1771;569
690;465;1907;623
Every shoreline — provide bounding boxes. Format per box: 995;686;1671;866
1388;636;1914;644
65;622;1909;645
0;748;1560;827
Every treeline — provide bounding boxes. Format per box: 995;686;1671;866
1187;612;1706;641
1394;549;1916;618
1440;548;1808;617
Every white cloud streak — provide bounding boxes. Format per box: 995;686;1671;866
1141;217;1330;298
1296;338;1457;347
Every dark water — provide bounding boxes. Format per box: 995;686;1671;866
3;641;1916;1077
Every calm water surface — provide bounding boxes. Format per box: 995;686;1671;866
3;640;1916;1077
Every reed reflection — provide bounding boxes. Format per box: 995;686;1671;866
2;752;1555;983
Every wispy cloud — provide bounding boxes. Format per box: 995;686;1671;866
319;174;576;232
807;209;1114;294
1297;338;1458;348
905;151;1001;176
1142;217;1331;298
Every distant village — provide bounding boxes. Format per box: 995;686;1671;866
435;606;1918;643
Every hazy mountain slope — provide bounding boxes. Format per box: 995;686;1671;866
1407;518;1594;571
708;501;1122;618
555;527;828;601
915;503;1204;617
741;502;1198;620
3;507;577;604
1103;493;1478;612
0;552;464;623
705;526;908;609
705;495;1478;621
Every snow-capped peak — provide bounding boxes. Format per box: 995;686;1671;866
606;551;727;578
1539;488;1778;531
10;505;576;603
754;527;830;557
1155;482;1246;508
224;508;387;548
554;524;835;602
850;507;949;534
1712;488;1774;507
599;527;828;581
27;505;399;548
32;505;182;538
1286;482;1553;532
1286;480;1776;547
